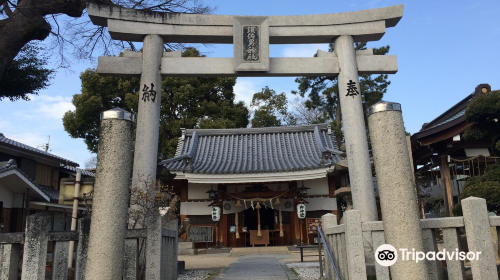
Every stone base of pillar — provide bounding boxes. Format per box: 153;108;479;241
178;241;198;255
178;261;186;274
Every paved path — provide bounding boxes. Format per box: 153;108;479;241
213;255;298;280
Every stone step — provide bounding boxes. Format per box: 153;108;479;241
229;246;290;256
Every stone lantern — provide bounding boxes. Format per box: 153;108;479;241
334;187;353;211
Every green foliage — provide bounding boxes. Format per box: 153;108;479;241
250;86;295;127
452;163;500;216
463;90;500;155
63;48;249;157
293;42;391;143
0;43;54;101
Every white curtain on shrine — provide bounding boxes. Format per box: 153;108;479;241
180;201;211;215
305;197;337;211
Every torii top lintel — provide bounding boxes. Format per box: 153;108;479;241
87;3;404;44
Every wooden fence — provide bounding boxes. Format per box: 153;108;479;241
0;213;178;280
322;197;500;280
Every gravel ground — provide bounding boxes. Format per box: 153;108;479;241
287;262;323;280
177;269;218;280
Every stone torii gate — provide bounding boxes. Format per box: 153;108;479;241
87;3;403;223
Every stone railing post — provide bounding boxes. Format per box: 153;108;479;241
421;228;444;280
52;240;70;280
367;101;429;280
21;212;50;280
344;210;367;279
0;243;21;280
171;223;179;280
123;238;139;280
321;213;337;279
75;216;90;280
145;214;163;280
462;197;499;280
85;108;135;280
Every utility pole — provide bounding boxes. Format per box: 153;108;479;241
45;135;50;152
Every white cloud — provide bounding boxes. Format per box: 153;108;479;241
36;100;75;119
8;94;75;120
30;95;72;103
281;44;330;58
234;78;261;107
0;120;13;130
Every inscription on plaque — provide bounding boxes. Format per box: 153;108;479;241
189;226;213;242
243;26;259;62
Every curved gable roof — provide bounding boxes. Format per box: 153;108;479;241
160;123;342;174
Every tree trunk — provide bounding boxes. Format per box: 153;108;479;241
0;0;85;80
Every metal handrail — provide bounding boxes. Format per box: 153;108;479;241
318;226;341;280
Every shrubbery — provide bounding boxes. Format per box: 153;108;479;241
452;163;500;216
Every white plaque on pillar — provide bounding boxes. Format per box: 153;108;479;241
233;16;269;71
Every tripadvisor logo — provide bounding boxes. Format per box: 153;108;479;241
375;244;482;267
375;244;398;267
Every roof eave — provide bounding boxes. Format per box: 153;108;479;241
0;142;79;167
168;167;334;184
0;169;51;202
420;93;473;132
411;116;465;143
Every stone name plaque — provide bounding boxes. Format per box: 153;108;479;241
234;16;269;71
189;226;213;242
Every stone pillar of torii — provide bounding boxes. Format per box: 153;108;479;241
87;3;404;223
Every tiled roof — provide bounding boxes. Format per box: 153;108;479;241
0;133;79;167
412;83;495;142
425;107;466;130
420;94;473;132
0;160;57;202
61;165;95;177
38;186;60;202
160;123;343;174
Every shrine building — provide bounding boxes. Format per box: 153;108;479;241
160;123;345;247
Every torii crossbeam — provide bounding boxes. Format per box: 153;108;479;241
88;3;402;77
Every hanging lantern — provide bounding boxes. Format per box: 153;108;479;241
206;184;218;200
298;181;310;197
208;201;221;222
211;205;221;222
296;198;308;219
297;203;306;219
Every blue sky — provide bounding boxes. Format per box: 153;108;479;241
1;0;499;167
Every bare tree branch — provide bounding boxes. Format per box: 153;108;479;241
0;0;214;81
